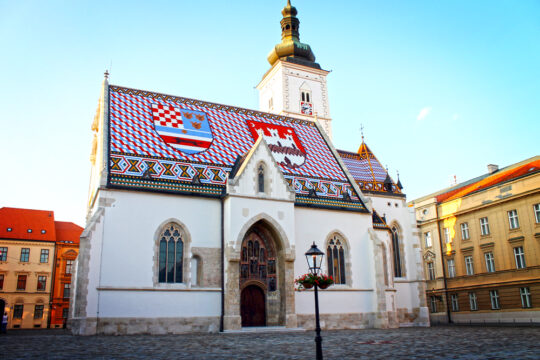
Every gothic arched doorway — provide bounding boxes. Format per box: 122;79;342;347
241;285;266;326
239;225;278;327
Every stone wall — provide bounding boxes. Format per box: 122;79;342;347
297;313;378;330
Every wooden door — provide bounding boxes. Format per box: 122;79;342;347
241;285;266;327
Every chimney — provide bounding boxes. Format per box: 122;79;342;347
487;164;499;174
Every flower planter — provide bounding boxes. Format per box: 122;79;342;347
318;283;330;289
302;282;314;289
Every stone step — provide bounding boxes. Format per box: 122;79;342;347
223;326;306;334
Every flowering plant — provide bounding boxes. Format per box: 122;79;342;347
294;273;334;291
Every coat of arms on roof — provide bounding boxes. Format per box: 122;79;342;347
151;104;214;154
246;120;306;168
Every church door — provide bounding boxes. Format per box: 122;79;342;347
241;285;266;327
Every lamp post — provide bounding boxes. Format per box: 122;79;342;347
305;242;325;360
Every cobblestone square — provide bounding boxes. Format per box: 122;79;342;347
1;326;539;359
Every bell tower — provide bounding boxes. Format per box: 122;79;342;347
257;0;333;139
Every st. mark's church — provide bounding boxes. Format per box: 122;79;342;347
70;1;429;335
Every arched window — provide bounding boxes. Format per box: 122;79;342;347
327;235;346;284
391;226;403;278
258;164;265;193
158;223;184;283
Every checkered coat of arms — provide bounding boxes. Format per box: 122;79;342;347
151;104;214;154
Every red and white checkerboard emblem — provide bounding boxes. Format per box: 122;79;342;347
246;120;307;168
151;104;214;155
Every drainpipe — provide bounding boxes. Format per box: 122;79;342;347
435;205;452;324
220;193;225;332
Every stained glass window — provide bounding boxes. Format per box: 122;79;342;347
327;235;346;284
158;224;184;283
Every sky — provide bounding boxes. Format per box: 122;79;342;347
1;0;539;226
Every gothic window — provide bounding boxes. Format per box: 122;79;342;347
391;226;403;278
258;164;265;193
158;223;184;283
326;235;346;285
240;230;276;292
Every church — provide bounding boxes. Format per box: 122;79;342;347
70;1;428;335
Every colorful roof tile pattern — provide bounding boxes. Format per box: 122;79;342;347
436;159;540;203
108;85;367;212
372;209;390;230
338;143;403;197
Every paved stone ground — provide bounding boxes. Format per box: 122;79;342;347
1;326;539;359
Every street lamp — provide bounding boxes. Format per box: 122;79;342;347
305;242;325;360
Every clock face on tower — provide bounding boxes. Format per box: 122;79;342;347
300;101;313;115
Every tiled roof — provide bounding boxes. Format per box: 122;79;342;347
0;207;56;241
337;142;403;196
436;159;540;203
108;85;367;212
372;209;389;230
54;221;83;244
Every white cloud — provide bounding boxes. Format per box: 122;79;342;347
416;107;432;122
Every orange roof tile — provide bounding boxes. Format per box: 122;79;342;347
54;221;83;244
0;207;56;241
436;159;540;203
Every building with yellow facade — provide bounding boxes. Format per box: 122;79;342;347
411;156;540;324
0;207;82;329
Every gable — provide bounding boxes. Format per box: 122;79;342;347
107;85;367;212
227;136;295;201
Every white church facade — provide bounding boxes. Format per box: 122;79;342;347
70;1;428;335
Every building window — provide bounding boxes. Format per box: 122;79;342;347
469;292;478;311
480;217;490;236
301;91;311;103
447;259;456;278
490;290;500;309
34;305;44;319
37;276;46;291
40;249;49;263
451;294;459;312
427;262;435;280
258;164;265;193
513;246;526;269
0;247;7;261
484;252;495;273
424;232;432;247
158;223;184;283
17;275;27;290
62;308;69;319
507;210;519;229
429;296;437;313
465;256;474;275
327;235;347;284
460;223;470;240
0;274;4;290
391;226;403;277
65;260;74;275
20;248;30;262
13;305;23;319
63;283;70;299
520;287;532;308
443;227;451;243
534;204;540;223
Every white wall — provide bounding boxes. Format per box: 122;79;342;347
98;190;221;288
98;291;221;318
294;207;377;313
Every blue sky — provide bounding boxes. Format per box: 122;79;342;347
1;0;539;226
